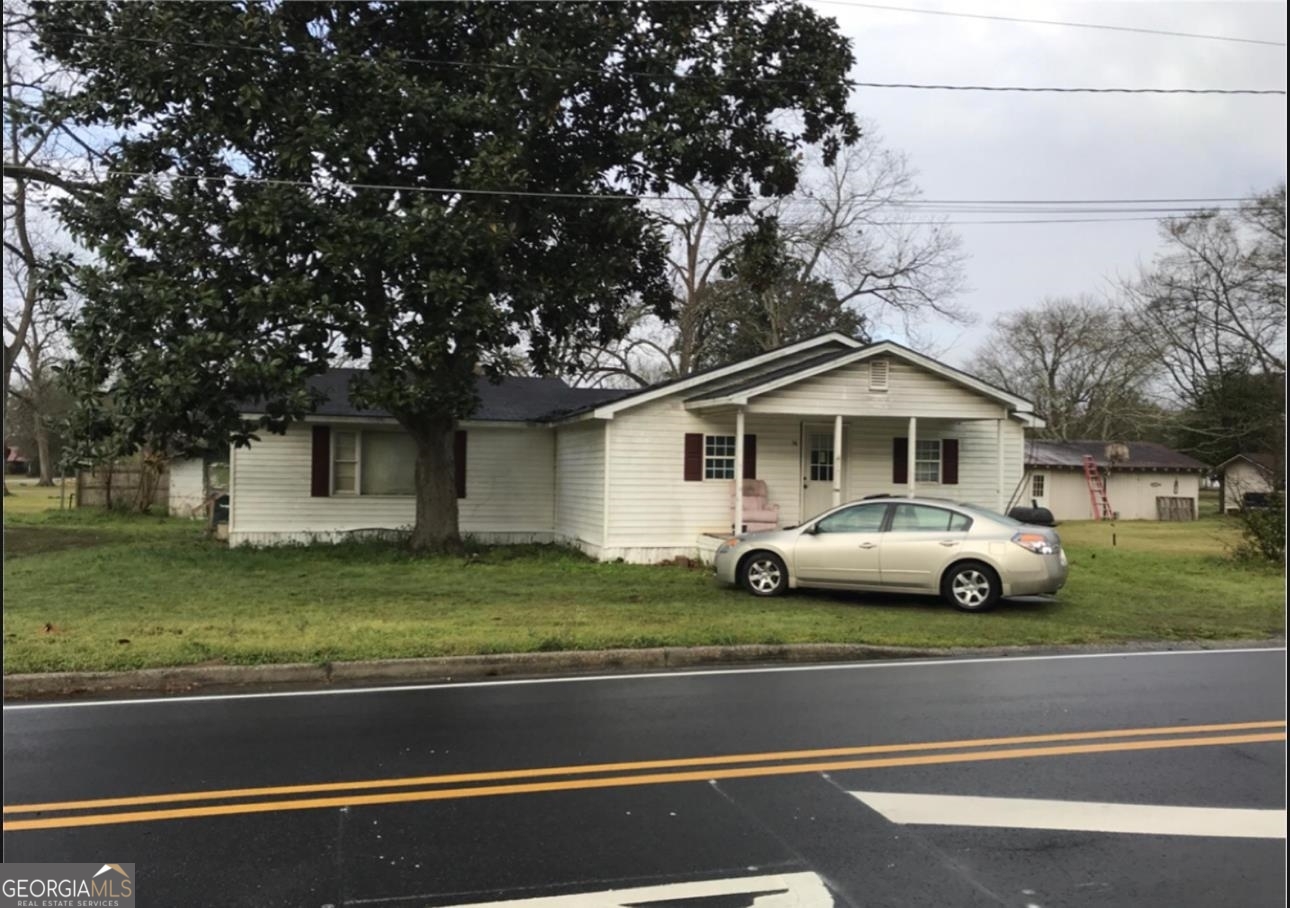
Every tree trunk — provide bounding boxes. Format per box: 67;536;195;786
34;414;54;486
406;416;462;552
1;354;10;498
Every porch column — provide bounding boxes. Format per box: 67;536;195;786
907;416;917;497
734;407;745;533
996;416;1006;511
832;414;843;507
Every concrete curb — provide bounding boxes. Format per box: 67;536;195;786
3;638;1284;701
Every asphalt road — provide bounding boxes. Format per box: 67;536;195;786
3;648;1286;907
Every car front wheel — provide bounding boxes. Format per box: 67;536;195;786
741;552;788;597
942;561;1001;612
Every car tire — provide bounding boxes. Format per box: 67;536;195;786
740;552;788;597
941;561;1001;612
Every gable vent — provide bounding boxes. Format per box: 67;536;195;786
869;359;890;391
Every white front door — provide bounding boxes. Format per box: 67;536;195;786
801;424;842;521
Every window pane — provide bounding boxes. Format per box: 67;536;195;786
916;440;940;459
334;431;357;461
1032;475;1045;497
810;434;834;482
915;462;940;482
333;461;357;493
949;512;973;532
361;432;417;495
817;504;886;533
890;504;954;532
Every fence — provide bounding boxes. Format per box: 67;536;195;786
75;460;170;511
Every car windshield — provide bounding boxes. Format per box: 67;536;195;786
953;502;1024;527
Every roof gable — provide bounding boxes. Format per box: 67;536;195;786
685;341;1035;413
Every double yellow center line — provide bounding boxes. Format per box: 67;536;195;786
4;719;1283;832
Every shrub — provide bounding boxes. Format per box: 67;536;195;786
1232;492;1286;564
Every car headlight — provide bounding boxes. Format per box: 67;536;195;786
1011;531;1056;555
716;536;741;555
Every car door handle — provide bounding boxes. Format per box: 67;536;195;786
938;540;959;547
858;542;877;549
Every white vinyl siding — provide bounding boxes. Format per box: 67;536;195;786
605;398;803;545
747;360;1003;419
1027;470;1201;521
554;421;605;547
229;422;554;545
167;457;207;518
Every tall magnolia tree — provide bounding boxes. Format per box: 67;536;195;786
34;0;858;548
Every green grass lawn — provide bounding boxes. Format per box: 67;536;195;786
3;496;1284;673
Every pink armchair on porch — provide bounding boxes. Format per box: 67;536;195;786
732;479;780;532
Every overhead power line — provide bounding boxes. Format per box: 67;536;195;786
811;1;1288;48
855;83;1284;95
39;29;1286;95
20;167;1249;225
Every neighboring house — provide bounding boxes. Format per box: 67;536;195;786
227;333;1042;562
1215;453;1282;513
1021;441;1207;522
168;454;231;519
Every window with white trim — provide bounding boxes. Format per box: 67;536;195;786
914;439;941;483
333;430;358;494
1032;474;1046;498
704;435;736;479
333;429;417;495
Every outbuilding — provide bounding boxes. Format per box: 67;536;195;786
1021;440;1207;522
1215;453;1282;513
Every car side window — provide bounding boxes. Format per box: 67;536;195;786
949;511;973;532
889;504;965;532
815;503;887;534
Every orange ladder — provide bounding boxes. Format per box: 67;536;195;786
1082;454;1112;520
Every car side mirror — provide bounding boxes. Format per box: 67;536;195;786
802;524;818;535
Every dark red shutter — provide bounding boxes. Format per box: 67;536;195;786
942;439;959;485
310;426;331;497
743;434;757;479
684;433;703;481
454;430;467;499
892;437;908;484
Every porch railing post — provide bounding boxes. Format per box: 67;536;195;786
734;407;745;533
832;414;843;507
907;416;918;497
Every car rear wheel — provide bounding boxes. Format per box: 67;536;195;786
942;561;1000;612
741;552;788;597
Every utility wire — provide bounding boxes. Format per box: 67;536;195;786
56;168;1252;212
22;168;1249;225
39;29;1286;94
810;1;1287;48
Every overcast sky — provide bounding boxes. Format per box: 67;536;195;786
801;0;1287;365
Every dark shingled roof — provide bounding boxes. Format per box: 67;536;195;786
1026;440;1208;472
302;368;634;422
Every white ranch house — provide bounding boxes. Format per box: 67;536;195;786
226;333;1042;562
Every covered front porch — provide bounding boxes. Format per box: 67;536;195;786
689;408;1022;537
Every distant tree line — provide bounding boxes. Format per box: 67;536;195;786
968;184;1286;472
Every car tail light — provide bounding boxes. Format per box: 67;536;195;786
1012;531;1056;555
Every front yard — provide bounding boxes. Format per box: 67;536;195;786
3;483;1284;674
